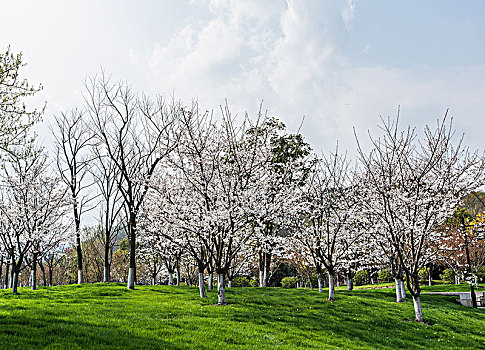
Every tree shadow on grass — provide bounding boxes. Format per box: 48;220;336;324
0;313;181;350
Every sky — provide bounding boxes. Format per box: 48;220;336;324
2;0;485;156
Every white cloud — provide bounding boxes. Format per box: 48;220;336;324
130;0;485;155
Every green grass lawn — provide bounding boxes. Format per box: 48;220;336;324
0;283;484;349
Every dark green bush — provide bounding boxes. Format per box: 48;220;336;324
232;276;251;287
281;276;298;288
440;269;455;283
377;269;392;282
353;270;369;286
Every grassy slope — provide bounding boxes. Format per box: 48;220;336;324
0;283;484;349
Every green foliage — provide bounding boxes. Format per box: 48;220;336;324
477;266;485;282
268;262;297;287
1;283;485;349
281;276;298;288
462;191;485;217
441;269;455;284
249;278;259;287
232;276;251;287
353;270;370;286
378;269;392;282
418;268;429;282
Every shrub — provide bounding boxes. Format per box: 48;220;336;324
268;262;298;287
249;278;259;287
353;270;369;286
418;268;428;282
231;276;251;287
281;276;298;288
441;269;455;283
378;269;392;282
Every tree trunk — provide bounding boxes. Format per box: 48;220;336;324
168;271;174;286
347;277;353;291
104;266;110;283
259;270;264;288
104;235;110;283
127;212;136;290
208;273;213;290
474;274;478;288
0;255;3;289
4;261;10;289
228;280;232;288
336;274;340;287
328;273;335;301
49;266;53;287
176;265;180;287
395;278;403;303
412;295;424;322
78;269;83;285
31;254;38;290
12;270;19;294
258;250;264;287
263;252;271;287
127;267;135;290
400;279;407;299
428;271;432;286
198;272;207;298
470;283;478;308
317;273;323;293
217;274;226;305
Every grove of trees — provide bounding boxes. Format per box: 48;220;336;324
1;47;485;322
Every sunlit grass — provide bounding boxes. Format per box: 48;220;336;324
0;283;483;349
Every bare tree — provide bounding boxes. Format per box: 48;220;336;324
51;108;96;284
90;143;124;282
84;72;180;289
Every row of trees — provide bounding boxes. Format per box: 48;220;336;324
1;47;485;322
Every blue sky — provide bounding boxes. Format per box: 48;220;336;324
2;0;485;155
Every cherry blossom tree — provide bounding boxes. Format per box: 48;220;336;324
294;149;362;301
0;143;68;293
356;113;485;321
0;46;44;153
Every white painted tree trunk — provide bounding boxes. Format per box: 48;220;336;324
217;274;226;305
127;268;135;289
263;269;268;287
208;273;213;290
413;295;424;322
176;269;180;286
31;270;37;291
318;273;323;293
168;272;174;286
347;277;353;291
12;272;19;294
259;270;264;287
228;281;232;288
77;269;83;284
103;267;109;283
370;277;374;285
151;277;156;285
400;280;407;299
198;273;207;298
336;276;340;287
395;278;403;303
428;271;432;286
474;274;478;288
328;273;335;301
